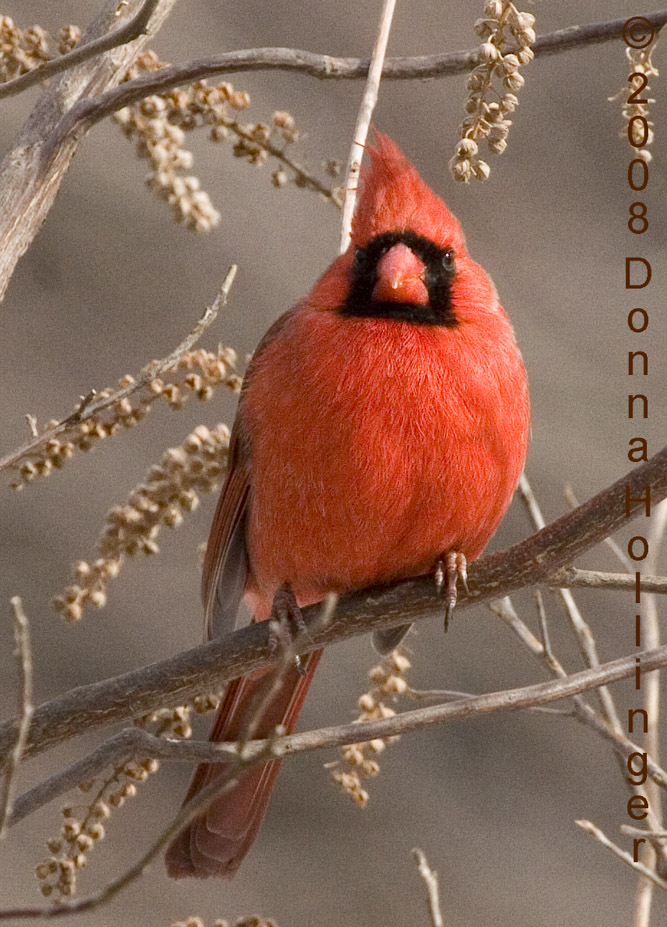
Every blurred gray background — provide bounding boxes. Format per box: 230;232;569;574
1;1;666;924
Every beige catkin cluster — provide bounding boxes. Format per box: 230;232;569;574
36;696;220;902
172;918;277;927
52;422;232;622
117;51;341;215
330;649;411;807
616;45;658;163
0;15;49;80
10;345;241;491
135;692;222;741
116;51;222;232
35;757;160;900
450;1;535;182
0;17;82;82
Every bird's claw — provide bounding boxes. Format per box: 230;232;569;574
435;551;468;631
269;582;308;674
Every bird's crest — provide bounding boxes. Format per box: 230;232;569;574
351;132;464;252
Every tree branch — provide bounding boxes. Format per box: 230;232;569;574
0;0;180;303
6;641;667;833
1;442;667;769
577;820;667;893
550;568;667;595
0;0;161;100
0;599;33;837
61;10;667;139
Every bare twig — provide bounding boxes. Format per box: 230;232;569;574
518;475;622;731
222;119;339;205
0;599;33;838
339;0;396;253
623;826;667;840
60;11;667;141
7;644;667;833
533;590;563;676
2;441;667;766
490;599;667;797
0;0;160;100
635;498;667;922
0;265;236;476
406;685;571;715
577;820;667;893
571;702;667;792
550;568;667;594
412;849;444;927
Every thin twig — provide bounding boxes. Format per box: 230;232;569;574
0;265;237;475
490;598;667;797
635;497;667;922
6;644;667;832
0;0;160;101
550;568;667;594
571;702;667;792
412;849;444;927
623;826;667;840
406;685;571;715
0;599;33;837
518;475;622;732
534;590;562;676
339;0;396;253
222;118;340;205
577;820;667;893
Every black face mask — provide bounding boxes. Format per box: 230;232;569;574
341;231;457;327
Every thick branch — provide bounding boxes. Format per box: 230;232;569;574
0;0;160;100
61;10;667;137
8;643;667;830
0;0;179;303
1;443;666;769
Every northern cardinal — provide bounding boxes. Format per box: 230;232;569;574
165;133;530;879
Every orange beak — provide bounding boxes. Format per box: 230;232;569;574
372;243;428;304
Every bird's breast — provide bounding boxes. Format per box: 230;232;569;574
242;307;529;615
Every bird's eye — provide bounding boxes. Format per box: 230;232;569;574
353;248;367;272
442;249;455;273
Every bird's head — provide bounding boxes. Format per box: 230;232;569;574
310;132;497;328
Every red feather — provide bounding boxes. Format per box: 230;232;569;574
165;132;530;879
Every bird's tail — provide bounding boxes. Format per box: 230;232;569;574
165;649;322;879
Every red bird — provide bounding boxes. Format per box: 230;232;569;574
165;133;530;879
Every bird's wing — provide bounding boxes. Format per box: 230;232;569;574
202;306;303;641
202;419;252;641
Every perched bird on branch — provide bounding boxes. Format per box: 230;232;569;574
165;132;530;879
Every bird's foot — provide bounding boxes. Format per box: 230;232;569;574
269;582;308;676
435;551;468;631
